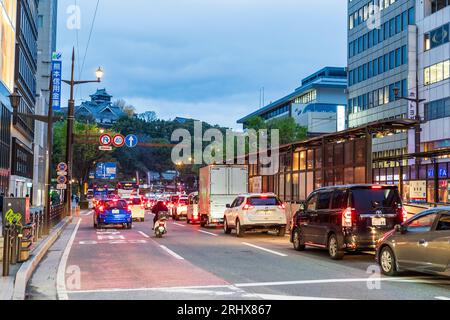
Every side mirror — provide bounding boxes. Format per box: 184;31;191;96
226;204;231;208
395;224;406;234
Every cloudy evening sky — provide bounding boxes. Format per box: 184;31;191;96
57;0;347;129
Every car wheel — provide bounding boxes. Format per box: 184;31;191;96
380;246;398;276
127;223;132;230
292;228;306;251
328;234;344;260
186;217;190;224
277;226;286;237
236;220;244;238
223;218;232;234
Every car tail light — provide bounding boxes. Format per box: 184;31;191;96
278;203;286;210
342;207;354;227
371;185;383;189
99;205;105;213
397;206;408;223
243;203;254;210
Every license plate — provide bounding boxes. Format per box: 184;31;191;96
372;217;386;226
112;209;120;214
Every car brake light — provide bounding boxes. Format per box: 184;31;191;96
371;185;382;189
243;203;254;210
278;203;285;209
397;206;408;223
342;207;354;227
99;205;105;213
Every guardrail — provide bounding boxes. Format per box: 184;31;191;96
49;204;65;228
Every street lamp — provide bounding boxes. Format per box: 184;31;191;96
393;87;426;155
8;77;63;234
8;88;21;110
62;47;104;217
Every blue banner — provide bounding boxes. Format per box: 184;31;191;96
51;52;62;111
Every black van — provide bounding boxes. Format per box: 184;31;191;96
290;184;407;260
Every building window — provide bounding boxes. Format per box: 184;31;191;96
425;97;450;121
424;59;450;86
424;23;450;51
430;0;450;14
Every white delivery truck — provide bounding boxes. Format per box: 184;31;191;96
199;165;248;227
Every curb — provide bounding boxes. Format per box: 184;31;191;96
12;216;73;300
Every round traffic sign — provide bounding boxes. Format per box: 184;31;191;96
125;134;138;148
57;175;67;184
112;134;125;147
99;134;112;146
57;162;68;171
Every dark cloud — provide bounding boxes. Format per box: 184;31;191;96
57;0;347;129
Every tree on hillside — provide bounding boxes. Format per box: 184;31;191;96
113;99;136;117
138;111;157;122
244;116;307;145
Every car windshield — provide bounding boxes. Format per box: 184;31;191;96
106;200;127;209
248;196;280;206
351;188;401;212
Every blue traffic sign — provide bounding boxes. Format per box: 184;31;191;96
125;134;138;148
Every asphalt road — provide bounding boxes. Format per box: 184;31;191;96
26;210;450;300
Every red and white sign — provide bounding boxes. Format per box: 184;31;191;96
99;146;113;151
99;134;112;146
112;134;125;147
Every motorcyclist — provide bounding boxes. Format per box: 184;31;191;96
151;200;168;230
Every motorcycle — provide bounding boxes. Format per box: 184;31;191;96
154;211;169;238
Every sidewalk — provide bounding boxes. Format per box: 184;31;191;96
0;213;76;300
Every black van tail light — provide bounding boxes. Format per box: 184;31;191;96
397;206;408;223
342;207;355;227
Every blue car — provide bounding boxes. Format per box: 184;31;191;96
94;199;132;229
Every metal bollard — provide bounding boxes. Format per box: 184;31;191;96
10;227;17;265
2;226;10;277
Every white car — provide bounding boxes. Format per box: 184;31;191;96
186;192;200;224
172;196;189;221
223;193;287;237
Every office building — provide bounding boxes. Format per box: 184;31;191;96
347;0;416;157
32;0;58;206
237;67;348;134
0;0;17;195
9;0;38;198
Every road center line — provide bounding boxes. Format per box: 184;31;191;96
56;218;82;300
160;245;185;260
242;242;288;257
138;231;150;238
172;223;186;227
198;230;218;237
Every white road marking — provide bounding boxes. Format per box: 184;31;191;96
436;296;450;300
234;276;442;288
160;245;185;260
198;230;218;237
138;231;150;238
65;276;445;297
56;218;82;300
82;211;92;216
242;242;288;257
67;284;233;294
172;223;185;227
250;293;347;300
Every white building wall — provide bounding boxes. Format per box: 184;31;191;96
416;1;450;147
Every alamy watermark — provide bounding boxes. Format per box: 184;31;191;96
171;121;279;175
66;4;81;30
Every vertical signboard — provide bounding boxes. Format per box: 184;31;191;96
51;52;62;111
409;180;427;204
336;105;346;132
